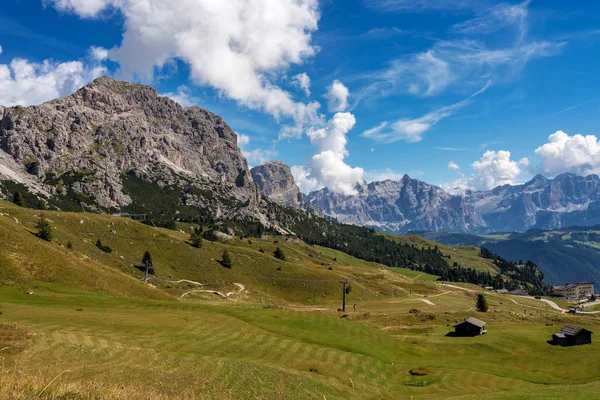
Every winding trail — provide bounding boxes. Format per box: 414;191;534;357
181;282;246;300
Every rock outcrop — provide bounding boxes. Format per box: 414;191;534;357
0;77;260;217
307;175;486;233
251;161;302;208
306;173;600;233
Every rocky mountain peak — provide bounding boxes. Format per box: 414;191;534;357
250;161;302;207
0;77;259;215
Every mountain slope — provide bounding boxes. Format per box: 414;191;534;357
250;161;302;207
307;175;486;233
305;173;600;234
420;228;600;285
0;77;259;218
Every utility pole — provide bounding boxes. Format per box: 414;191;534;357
340;279;349;312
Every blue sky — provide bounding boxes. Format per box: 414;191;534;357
1;0;600;194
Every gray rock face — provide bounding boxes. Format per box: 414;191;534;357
0;76;260;215
468;173;600;231
307;175;486;233
251;161;302;208
306;173;600;233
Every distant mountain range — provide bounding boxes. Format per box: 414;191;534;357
299;173;600;234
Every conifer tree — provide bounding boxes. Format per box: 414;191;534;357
35;215;52;241
273;247;286;261
221;250;232;268
189;228;203;248
13;192;25;207
476;293;489;312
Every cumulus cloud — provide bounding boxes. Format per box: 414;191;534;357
294;112;364;195
470;150;522;190
448;161;460;170
88;46;109;61
534;130;600;176
362;82;490;143
162;85;200;108
292;72;311;96
48;0;322;130
325;80;350;112
291;165;321;194
236;132;278;167
0;57;106;106
0;45;3;55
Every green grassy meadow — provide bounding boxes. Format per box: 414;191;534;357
1;201;600;399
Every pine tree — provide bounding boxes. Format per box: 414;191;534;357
35;215;53;241
221;250;232;268
273;247;286;261
142;251;153;266
13;192;25;207
189;228;203;248
476;293;489;312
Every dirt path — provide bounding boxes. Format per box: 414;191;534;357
429;291;452;298
181;282;246;300
181;290;230;299
416;298;435;306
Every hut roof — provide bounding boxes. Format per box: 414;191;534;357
557;325;593;337
454;317;486;328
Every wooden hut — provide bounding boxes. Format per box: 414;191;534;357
453;317;487;336
551;325;592;346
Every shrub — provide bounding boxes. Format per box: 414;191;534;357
409;367;431;376
273;247;286;261
476;292;489;312
259;248;265;253
189;228;203;248
35;215;53;241
66;241;73;250
96;239;112;253
221;250;232;268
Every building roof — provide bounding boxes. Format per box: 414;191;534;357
557;325;593;336
552;284;578;290
454;317;486;328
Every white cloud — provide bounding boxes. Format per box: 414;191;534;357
357;1;563;104
470;150;522;190
534;130;600;176
292;72;311;96
364;0;476;12
0;45;3;55
88;46;109;61
448;161;460;170
162;85;200;108
325;80;349;112
364;168;406;182
291;165;321;194
46;0;110;17
452;1;529;36
296;112;364;195
48;0;322;131
362;82;490;143
236;132;278;167
0;57;106;106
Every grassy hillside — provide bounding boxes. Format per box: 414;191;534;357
385;233;499;274
2;200;600;399
421;229;600;285
0;200;436;304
